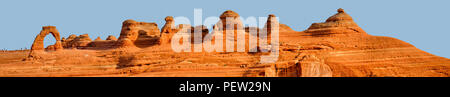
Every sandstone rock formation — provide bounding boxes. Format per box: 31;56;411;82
28;26;63;58
206;10;250;52
245;14;281;52
88;35;117;49
5;8;448;77
191;25;209;44
30;26;63;51
245;27;261;34
261;14;280;45
171;24;193;47
160;16;177;44
261;8;450;77
62;34;92;49
298;55;332;77
305;8;366;36
279;24;295;32
117;19;160;48
264;14;278;34
94;36;102;41
45;45;57;51
169;24;209;46
116;38;136;48
106;35;117;41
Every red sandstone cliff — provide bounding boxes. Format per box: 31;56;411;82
0;8;448;77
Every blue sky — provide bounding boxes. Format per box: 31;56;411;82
0;0;449;58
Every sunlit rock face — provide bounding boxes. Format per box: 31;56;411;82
117;19;161;48
10;8;450;77
305;8;367;36
160;16;177;44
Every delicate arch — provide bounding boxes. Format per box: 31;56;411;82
30;26;63;51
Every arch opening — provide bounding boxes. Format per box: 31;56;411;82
43;32;58;51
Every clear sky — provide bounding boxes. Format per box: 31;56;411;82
0;0;449;58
